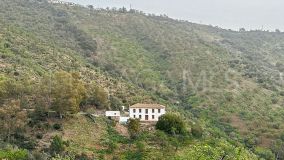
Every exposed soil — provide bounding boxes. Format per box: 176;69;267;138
115;123;129;137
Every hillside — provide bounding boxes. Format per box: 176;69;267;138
0;0;284;159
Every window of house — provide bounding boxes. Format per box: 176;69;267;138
133;109;136;113
139;115;142;119
152;109;155;113
134;115;136;118
158;109;161;113
145;115;149;120
152;115;155;119
139;109;142;113
146;109;148;114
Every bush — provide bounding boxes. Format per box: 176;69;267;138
271;97;278;104
3;42;11;48
106;141;118;153
53;123;61;130
13;133;36;150
19;140;36;150
29;105;48;123
75;153;91;160
50;135;65;155
272;123;280;129
280;133;284;142
254;147;275;160
127;118;141;139
244;136;258;148
36;133;43;139
156;113;186;135
191;124;203;138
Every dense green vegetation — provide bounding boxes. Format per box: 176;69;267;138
156;113;186;135
127;118;141;139
0;0;283;159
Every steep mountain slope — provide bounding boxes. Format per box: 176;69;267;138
0;0;155;106
0;0;283;159
56;2;284;148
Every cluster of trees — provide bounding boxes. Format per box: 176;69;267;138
0;100;27;143
127;113;203;140
88;5;146;15
49;72;86;117
0;71;111;157
30;71;110;118
156;113;187;135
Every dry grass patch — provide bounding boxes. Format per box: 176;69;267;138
63;115;107;153
230;114;248;134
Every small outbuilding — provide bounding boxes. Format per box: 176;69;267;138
105;111;120;121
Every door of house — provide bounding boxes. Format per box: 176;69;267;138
145;115;149;120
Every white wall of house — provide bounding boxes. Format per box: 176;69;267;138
129;108;165;121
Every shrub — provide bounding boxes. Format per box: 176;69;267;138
13;133;36;150
244;136;258;148
106;141;118;153
272;123;280;129
271;96;278;104
280;133;284;141
136;141;146;152
53;123;62;130
29;105;48;123
36;133;43;139
191;124;203;138
3;42;11;48
127;118;141;139
254;147;275;160
19;140;36;150
13;71;20;76
75;153;91;160
50;135;65;155
156;113;186;135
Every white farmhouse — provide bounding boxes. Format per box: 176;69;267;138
129;103;166;122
